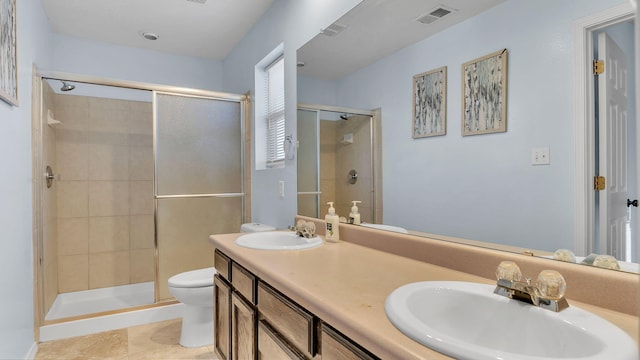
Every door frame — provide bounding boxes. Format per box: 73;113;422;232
573;3;635;256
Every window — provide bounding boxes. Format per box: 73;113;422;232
264;57;285;167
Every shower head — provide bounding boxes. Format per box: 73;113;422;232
340;114;349;120
60;81;75;92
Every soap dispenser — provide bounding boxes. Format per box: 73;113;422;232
349;201;362;225
325;202;340;242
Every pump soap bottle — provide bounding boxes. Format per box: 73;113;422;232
349;201;362;224
325;202;340;242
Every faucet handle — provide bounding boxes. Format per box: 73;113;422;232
496;261;522;281
536;270;566;300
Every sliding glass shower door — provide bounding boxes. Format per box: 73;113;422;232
155;92;244;300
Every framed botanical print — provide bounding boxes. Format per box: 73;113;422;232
0;0;18;107
461;49;507;136
413;66;446;138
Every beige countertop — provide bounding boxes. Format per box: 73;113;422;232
209;232;639;360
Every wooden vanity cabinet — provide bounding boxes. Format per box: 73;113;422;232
320;322;379;360
214;275;232;360
214;249;258;360
214;249;379;360
257;281;316;359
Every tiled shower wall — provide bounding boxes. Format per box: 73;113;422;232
319;115;373;222
54;94;154;293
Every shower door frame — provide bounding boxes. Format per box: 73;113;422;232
32;69;250;333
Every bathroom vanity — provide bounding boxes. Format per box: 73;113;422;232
209;226;639;359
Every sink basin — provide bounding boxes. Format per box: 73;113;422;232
235;231;322;250
385;281;638;360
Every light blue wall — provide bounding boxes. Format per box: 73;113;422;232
51;34;224;91
300;0;629;251
0;1;53;358
223;0;361;229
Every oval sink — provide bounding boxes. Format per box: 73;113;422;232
235;231;322;250
385;281;638;360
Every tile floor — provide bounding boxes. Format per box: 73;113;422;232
35;319;217;360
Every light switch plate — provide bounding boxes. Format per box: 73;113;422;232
531;147;550;165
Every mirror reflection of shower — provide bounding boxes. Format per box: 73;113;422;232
297;106;377;222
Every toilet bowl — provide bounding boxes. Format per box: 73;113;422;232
168;222;275;348
168;267;217;348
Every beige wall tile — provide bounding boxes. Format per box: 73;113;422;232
57;181;88;218
56;93;89;109
89;216;130;253
129;146;153;181
89;251;130;289
130;215;154;249
54;106;89;132
58;254;89;292
89;144;130;180
130;249;155;283
130;181;153;215
57;142;89;181
89;97;131;111
89;181;130;216
58;218;89;255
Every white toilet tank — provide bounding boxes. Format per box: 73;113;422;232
240;223;276;232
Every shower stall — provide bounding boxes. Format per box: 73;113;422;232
32;72;250;336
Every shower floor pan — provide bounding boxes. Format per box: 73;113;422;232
45;282;155;321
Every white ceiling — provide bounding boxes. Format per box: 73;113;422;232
40;0;275;60
297;0;505;80
40;0;504;79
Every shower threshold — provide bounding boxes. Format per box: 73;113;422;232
45;282;155;321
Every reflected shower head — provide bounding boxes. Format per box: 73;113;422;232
60;81;75;92
340;114;349;120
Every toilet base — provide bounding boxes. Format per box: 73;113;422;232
179;304;214;348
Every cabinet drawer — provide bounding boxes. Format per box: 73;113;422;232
320;322;378;360
214;249;231;282
258;281;315;358
232;262;257;304
258;320;306;360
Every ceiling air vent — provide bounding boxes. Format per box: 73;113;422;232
186;0;207;4
416;5;455;25
321;22;347;37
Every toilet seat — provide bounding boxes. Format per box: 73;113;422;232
168;267;216;288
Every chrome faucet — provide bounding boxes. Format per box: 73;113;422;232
494;261;569;312
289;220;316;238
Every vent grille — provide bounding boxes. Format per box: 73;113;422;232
417;5;455;25
186;0;207;4
321;22;347;37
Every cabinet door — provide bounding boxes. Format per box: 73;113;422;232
320;323;378;360
232;292;257;360
214;275;231;360
258;320;306;360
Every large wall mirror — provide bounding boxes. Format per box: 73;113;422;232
296;0;639;273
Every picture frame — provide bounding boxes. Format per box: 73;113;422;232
461;49;507;136
0;0;18;107
412;66;446;138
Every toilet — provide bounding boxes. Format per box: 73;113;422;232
168;267;217;348
168;222;275;347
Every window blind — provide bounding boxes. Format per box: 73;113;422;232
265;57;285;167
